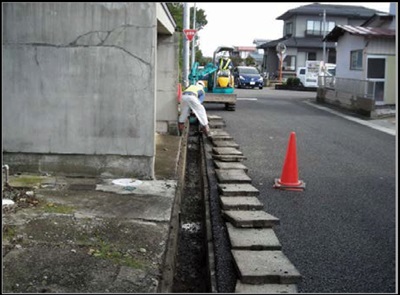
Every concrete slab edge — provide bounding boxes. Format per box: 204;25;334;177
200;133;218;293
208;127;301;293
158;121;189;293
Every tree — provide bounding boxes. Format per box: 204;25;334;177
245;55;256;66
166;3;208;80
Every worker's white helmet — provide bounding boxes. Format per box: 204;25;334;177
196;81;205;88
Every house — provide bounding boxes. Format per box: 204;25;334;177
231;43;265;70
3;3;179;179
319;8;396;114
258;3;383;78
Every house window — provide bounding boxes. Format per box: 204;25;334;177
306;20;335;35
283;55;296;71
350;50;363;70
307;52;317;61
285;22;293;36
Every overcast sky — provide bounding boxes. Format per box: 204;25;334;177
191;2;392;57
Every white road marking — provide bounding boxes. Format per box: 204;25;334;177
237;98;258;101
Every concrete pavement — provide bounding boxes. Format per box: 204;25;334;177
2;130;187;293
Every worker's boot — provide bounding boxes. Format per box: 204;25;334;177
178;122;185;135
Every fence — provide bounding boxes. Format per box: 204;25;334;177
318;76;377;100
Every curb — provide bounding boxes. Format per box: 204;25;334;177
202;116;302;292
158;121;189;292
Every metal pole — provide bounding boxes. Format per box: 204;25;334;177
191;3;197;66
183;3;190;87
322;9;326;66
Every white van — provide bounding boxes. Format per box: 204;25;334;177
296;61;336;88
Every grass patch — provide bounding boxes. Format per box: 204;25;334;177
91;241;144;268
2;225;17;241
43;203;75;214
9;175;46;187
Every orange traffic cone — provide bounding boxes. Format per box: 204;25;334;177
273;132;306;191
177;83;182;103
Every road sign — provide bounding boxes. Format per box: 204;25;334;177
183;29;197;41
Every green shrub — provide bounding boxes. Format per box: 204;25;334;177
286;77;294;86
292;77;301;87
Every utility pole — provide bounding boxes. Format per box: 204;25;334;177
322;9;326;67
191;3;197;66
182;3;190;88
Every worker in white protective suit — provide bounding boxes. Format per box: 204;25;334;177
178;81;211;137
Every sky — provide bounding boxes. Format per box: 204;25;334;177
191;2;392;57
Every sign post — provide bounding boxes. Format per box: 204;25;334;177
183;29;197;42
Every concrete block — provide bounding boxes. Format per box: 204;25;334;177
226;223;281;250
220;196;264;210
232;250;302;284
235;280;298;293
223;210;279;228
212;147;243;155
214;161;248;172
210;129;230;136
218;183;259;196
216;169;251;184
207;115;223;120
212;141;240;148
212;155;246;162
209;121;226;129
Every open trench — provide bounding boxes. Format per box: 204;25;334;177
171;124;210;292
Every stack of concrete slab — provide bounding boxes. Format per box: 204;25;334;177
207;115;301;293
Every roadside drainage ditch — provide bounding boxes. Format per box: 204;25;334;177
172;124;210;292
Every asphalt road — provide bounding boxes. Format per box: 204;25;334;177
204;88;397;293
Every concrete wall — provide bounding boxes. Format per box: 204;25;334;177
156;34;179;135
3;2;158;178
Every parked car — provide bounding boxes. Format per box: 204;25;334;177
233;66;264;89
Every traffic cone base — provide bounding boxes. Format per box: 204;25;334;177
273;178;306;191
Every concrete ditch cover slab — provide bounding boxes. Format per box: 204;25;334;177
213;161;248;171
235;281;298;293
212;155;246;162
232;250;302;284
215;169;251;183
220;196;264;210
218;183;259;196
226;223;281;250
212;141;239;148
212;147;243;155
223;210;280;228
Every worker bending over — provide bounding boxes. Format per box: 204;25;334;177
178;81;211;137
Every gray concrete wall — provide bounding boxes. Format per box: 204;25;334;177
156;33;179;135
3;3;157;178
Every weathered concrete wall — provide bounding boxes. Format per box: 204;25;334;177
3;3;157;178
156;33;179;135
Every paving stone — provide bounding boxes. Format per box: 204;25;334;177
223;210;279;228
209;121;226;129
226;223;281;250
212;147;243;156
210;134;233;141
216;169;251;184
212;155;246;162
214;161;248;172
232;250;302;284
218;183;259;196
210;129;230;136
220;197;264;210
212;141;240;148
208;115;223;120
235;281;298;293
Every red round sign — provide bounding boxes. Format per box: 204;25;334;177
183;29;197;41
